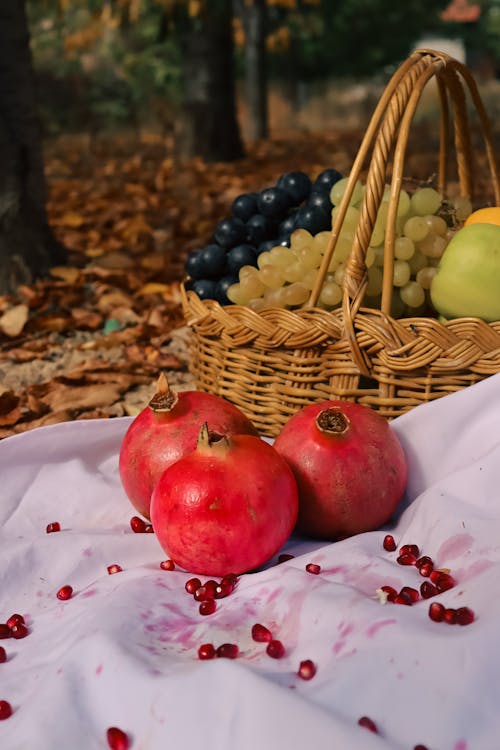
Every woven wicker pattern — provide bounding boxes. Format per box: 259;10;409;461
182;49;500;437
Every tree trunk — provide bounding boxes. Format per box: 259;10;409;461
240;0;269;142
0;1;65;295
177;0;244;162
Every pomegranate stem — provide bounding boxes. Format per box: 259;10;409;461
315;407;350;436
148;373;179;413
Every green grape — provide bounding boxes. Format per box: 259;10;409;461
408;250;428;274
403;216;429;242
330;178;364;208
297;245;323;270
369;219;385;247
334;265;346;287
365;246;376;268
393;259;411;287
453;195;473;221
227;283;249;305
424;214;447;237
257;252;273;269
269;245;293;267
394;236;415;260
381;187;410;217
247;297;266;312
239;265;258;281
319;281;343;308
331;235;353;264
367;265;383;295
260;264;284;289
418;233;447;259
283;261;306;283
290;228;314;251
410;187;441;216
400;280;426;308
416;266;437;290
240;273;265;298
284;283;310;307
331;205;360;232
312;231;332;254
302;268;319;289
372;246;385;267
263;287;286;307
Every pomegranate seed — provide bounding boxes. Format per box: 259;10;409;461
297;659;316;680
428;602;445;622
305;563;321;575
130;515;148;533
57;585;73;601
380;585;397;602
0;647;6;663
416;555;433;570
383;534;397;551
266;639;285;659
204;580;218;598
216;643;239;659
420;581;438;599
358;716;378;733
418;562;433;578
6;614;24;629
194;586;211;602
46;522;61;533
10;623;28;639
444;608;457;624
185;577;202;595
399;543;420;557
434;573;455;592
414;746;429;750
400;586;419;603
144;524;154;533
251;623;272;643
394;591;413;606
456;606;475;626
159;560;175;571
221;573;238;586
107;564;123;575
278;553;295;563
0;625;11;640
198;643;216;660
106;726;129;750
214;580;234;599
0;700;12;720
199;599;217;616
397;552;417;566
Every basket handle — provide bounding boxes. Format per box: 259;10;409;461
305;49;500;375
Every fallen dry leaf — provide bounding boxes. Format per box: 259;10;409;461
50;266;81;284
0;304;29;337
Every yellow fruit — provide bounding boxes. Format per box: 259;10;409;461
464;206;500;227
430;223;500;322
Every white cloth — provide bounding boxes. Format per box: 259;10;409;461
1;374;499;750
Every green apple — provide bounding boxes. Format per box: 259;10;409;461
430;223;500;322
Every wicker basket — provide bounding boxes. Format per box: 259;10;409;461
181;49;500;437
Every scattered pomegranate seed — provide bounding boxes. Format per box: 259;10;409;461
221;573;238;586
46;522;61;533
199;599;217;616
416;555;433;569
251;623;272;643
0;700;12;720
0;647;6;663
57;585;73;601
216;643;239;659
297;659;316;680
414;745;429;750
444;608;457;624
130;515;148;533
399;543;420;557
159;560;175;571
198;643;216;660
394;591;413;606
428;602;445;622
305;563;321;575
420;581;438;599
144;524;154;533
10;623;28;639
106;726;129;750
266;639;285;659
400;586;419;603
194;585;211;602
185;577;202;595
107;564;123;575
397;552;417;566
456;606;475;626
434;573;455;592
418;562;433;578
214;580;234;598
0;625;11;640
278;553;295;563
358;715;378;733
204;580;218;598
383;534;397;551
6;614;24;629
379;585;397;602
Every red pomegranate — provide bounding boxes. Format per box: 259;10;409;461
119;374;259;519
273;400;407;540
150;424;299;576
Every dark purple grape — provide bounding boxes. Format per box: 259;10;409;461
313;168;342;192
278;211;298;237
277;171;312;205
257;187;292;219
307;190;333;215
184;249;205;280
191;279;217;300
226;244;257;275
231;192;259;222
199;243;227;279
257;239;279;255
214;217;247;249
215;275;239;305
295;205;331;234
245;214;274;244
